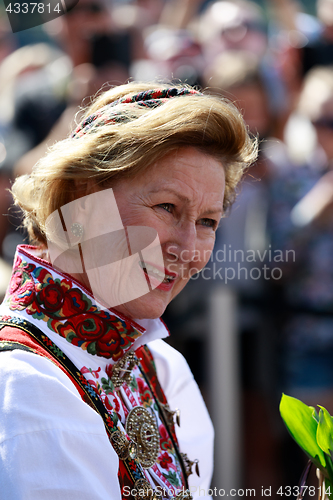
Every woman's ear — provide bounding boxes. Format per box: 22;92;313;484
73;179;97;213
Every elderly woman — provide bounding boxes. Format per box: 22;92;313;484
0;82;257;500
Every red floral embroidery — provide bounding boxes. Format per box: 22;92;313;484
109;394;120;413
105;364;113;380
158;452;173;469
5;252;141;360
7;268;35;311
81;366;101;378
38;283;65;312
137;377;153;407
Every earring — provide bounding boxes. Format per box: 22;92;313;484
70;222;84;241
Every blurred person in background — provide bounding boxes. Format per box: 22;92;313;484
202;48;286;492
264;65;333;482
196;0;268;66
301;0;333;73
130;0;204;86
268;0;333;125
0;43;73;263
202;50;275;293
0;0;138;268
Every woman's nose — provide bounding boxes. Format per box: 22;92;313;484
166;223;197;263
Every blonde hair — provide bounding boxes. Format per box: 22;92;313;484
12;81;258;245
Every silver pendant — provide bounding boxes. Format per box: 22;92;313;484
110;430;138;460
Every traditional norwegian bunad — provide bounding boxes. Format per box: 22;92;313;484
0;245;214;500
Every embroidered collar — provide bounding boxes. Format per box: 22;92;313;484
2;245;169;361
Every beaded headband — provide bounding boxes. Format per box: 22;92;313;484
72;87;201;138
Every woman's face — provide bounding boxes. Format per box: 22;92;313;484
109;146;225;320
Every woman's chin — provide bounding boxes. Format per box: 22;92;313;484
111;292;169;321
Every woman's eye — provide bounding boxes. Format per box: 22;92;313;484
199;218;218;229
158;203;173;213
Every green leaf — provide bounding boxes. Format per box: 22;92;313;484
50;345;65;358
101;377;114;394
163;471;180;487
317;406;333;456
280;394;326;469
312;407;320;423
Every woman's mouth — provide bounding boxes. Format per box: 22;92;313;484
139;261;177;288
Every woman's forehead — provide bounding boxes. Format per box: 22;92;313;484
112;148;225;213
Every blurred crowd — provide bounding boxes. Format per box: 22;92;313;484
1;0;333;492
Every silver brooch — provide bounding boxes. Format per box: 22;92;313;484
126;406;159;468
110;351;137;389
